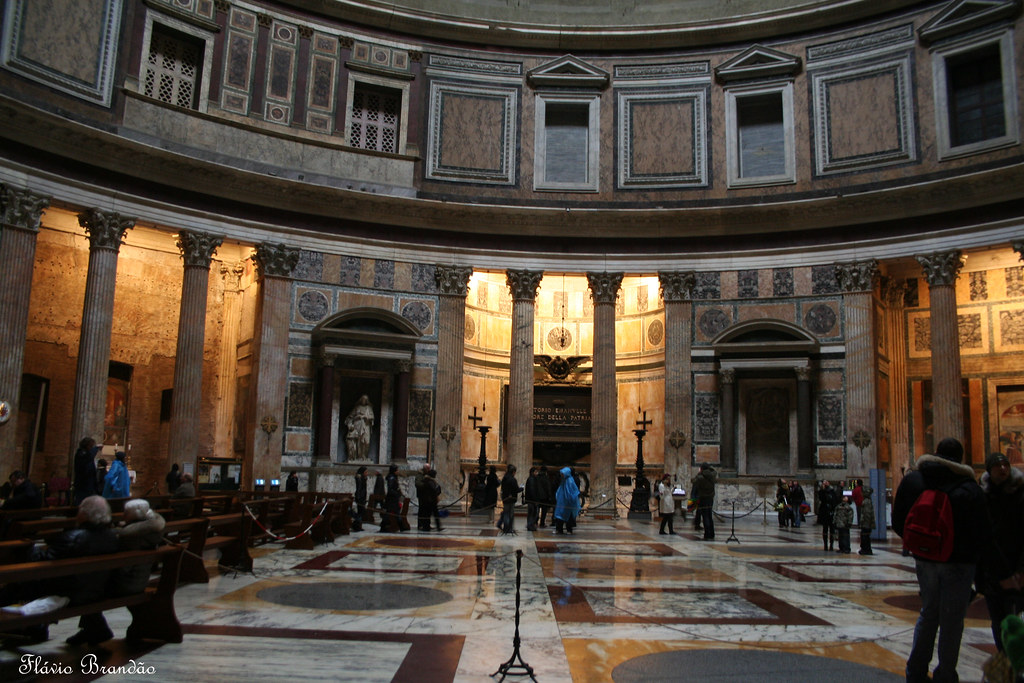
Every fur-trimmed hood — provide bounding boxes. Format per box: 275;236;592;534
981;463;1024;495
915;453;976;482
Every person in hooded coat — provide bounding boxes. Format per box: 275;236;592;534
553;466;581;535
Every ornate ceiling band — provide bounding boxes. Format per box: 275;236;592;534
506;269;544;301
78;208;135;251
834;259;879;293
1;186;50;233
434;265;473;296
253;242;300;278
177;230;224;268
586;272;624;304
916;250;964;287
658;270;696;302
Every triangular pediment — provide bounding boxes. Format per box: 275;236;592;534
919;0;1021;44
527;55;609;88
715;45;801;82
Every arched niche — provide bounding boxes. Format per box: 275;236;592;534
312;308;423;465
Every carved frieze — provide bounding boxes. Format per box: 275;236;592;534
658;271;695;302
176;229;223;268
434;265;473;296
1;186;50;232
506;269;544;301
916;251;964;287
586;272;624;304
78;208;134;250
253;243;300;278
835;259;879;293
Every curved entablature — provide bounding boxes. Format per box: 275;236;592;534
314;307;422;360
712;319;820;357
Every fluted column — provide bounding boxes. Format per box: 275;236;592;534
916;251;964;444
70;209;134;457
659;271;694;485
796;366;814;469
836;259;879;474
433;265;473;503
316;352;335;461
168;230;223;467
393;359;412;462
719;367;736;468
506;269;543;475
213;263;245;456
0;187;50;470
882;277;910;476
587;271;623;517
248;243;299;484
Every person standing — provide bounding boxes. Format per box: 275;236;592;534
858;483;876;555
415;463;433;531
285;471;299;492
892;437;991;683
657;473;676;535
381;464;402;533
692;463;717;540
426;469;443;531
553;466;580;535
776;478;791;529
353;466;368;532
73;437;99;504
789;480;806;529
539;466;556;528
484;466;500;517
372;469;386;514
498;466;521;534
524;467;542;532
0;471;42;510
977;452;1024;652
833;495;854;553
101;451;131;499
165;463;181;495
818;480;839;551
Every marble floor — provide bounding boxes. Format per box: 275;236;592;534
0;509;1001;682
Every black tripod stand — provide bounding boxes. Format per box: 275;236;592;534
492;549;536;681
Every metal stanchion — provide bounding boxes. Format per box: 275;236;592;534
492;549;537;681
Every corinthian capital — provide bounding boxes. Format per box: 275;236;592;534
881;276;907;309
916;251;963;287
177;230;224;268
1;186;50;232
586;272;624;304
253;243;300;278
658;271;695;302
78;208;135;251
1013;240;1024;263
506;269;544;301
435;265;473;296
835;259;879;293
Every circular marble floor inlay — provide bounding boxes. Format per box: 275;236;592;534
257;582;452;611
612;650;903;682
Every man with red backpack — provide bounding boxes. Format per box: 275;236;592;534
892;437;991;683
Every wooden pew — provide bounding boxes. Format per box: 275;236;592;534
241;496;296;546
0;540;34;565
162;514;253;583
0;545;184;645
283;501;336;550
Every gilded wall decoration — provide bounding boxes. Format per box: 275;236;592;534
999;309;1024;347
647;319;664;347
464;315;476;342
1006;267;1024;298
970;271;988;301
547;327;572;351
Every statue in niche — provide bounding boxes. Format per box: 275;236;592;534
344;395;375;460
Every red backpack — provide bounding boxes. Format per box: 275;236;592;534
902;488;955;561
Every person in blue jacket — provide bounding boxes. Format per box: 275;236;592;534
101;451;131;499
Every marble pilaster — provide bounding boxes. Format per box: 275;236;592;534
168;230;223;467
882;277;910;474
916;251;964;445
434;265;473;502
0;187;50;470
795;366;814;469
835;259;879;474
316;353;336;461
249;243;299;484
719;368;736;469
587;272;623;517
393;359;412;462
70;209;135;457
658;271;694;485
505;269;543;475
213;263;245;457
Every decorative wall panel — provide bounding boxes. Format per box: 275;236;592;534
264;20;298;125
221;7;258;114
617;88;708;188
1;0;122;106
426;81;518;185
307;33;339;133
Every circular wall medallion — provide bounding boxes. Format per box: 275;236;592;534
464;316;476;341
297;290;329;322
698;309;729;338
547;327;572;351
402;301;432;330
805;303;837;335
647;319;664;346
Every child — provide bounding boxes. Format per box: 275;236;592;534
858;485;875;555
833;495;854;554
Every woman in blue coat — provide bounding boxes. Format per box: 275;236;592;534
553;467;580;535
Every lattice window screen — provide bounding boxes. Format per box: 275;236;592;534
144;28;201;109
350;85;400;153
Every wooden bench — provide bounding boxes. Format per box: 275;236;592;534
6;509;174;543
0;545;184;645
283;501;336;550
242;497;296;545
162;514;252;583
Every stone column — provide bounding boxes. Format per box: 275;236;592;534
315;353;335;462
916;251;964;445
658;271;694;485
248;243;299;485
505;269;543;475
69;209;135;456
586;271;623;517
213;263;245;457
433;265;473;503
719;368;736;468
882;277;910;476
393;359;412;462
836;259;879;474
796;366;814;469
0;187;50;470
168;230;223;467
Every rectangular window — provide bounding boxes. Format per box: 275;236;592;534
144;24;203;109
933;30;1019;159
349;84;401;154
534;94;600;192
725;83;795;187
